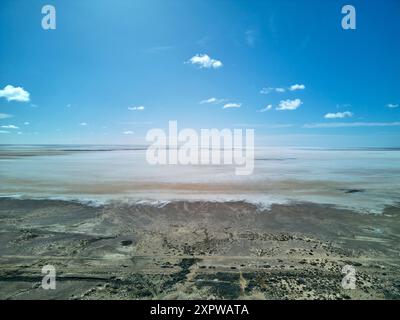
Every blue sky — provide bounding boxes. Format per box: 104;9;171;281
0;0;399;147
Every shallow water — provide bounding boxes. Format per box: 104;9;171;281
1;145;400;213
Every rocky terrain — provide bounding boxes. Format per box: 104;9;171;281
0;198;399;300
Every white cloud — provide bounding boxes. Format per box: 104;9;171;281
24;122;30;125
223;103;241;109
0;130;10;134
79;122;87;126
0;113;12;119
386;103;399;109
260;87;272;94
1;124;19;129
303;122;400;128
128;105;145;111
260;87;286;94
258;105;273;112
277;99;303;111
324;111;353;119
187;54;223;69
261;84;305;94
0;85;30;102
199;97;225;104
290;84;305;91
123;130;134;135
66;104;72;108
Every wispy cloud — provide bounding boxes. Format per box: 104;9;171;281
24;121;30;125
266;124;294;128
260;87;286;94
146;45;173;53
79;122;87;126
199;97;225;104
324;111;353;119
0;130;10;134
337;103;352;108
0;113;12;119
234;123;294;129
277;99;303;111
186;54;223;69
123;130;134;135
1;124;19;129
386;103;399;109
128;105;145;111
0;85;30;102
196;36;212;47
289;84;306;91
118;121;153;126
245;29;257;47
223;103;241;109
304;122;400;128
258;105;273;112
261;83;306;94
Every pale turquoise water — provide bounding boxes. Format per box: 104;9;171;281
1;145;400;213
